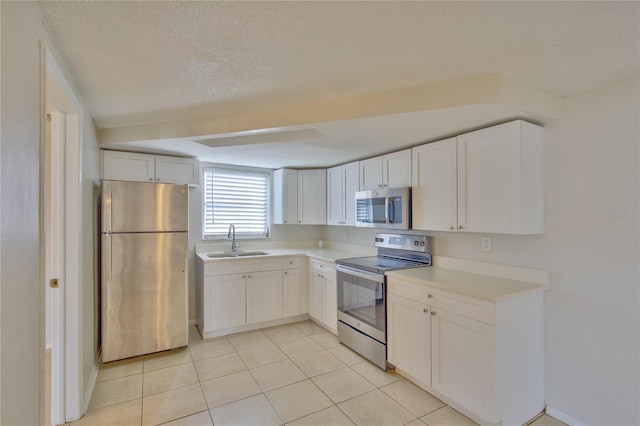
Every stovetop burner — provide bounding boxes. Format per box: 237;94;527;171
336;255;427;275
336;233;432;275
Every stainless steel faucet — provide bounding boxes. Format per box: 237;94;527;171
227;224;239;252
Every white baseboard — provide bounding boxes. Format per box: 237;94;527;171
546;406;587;426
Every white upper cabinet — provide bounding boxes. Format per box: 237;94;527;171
298;169;327;225
359;157;384;191
101;150;199;185
155;155;201;185
412;120;544;234
273;168;326;225
412;138;458;232
457;120;544;234
327;161;359;226
102;150;155;182
359;149;412;190
273;168;298;224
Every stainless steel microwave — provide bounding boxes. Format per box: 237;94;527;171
355;187;411;230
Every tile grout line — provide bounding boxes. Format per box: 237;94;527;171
90;322;469;426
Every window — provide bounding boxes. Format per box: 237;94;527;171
202;167;270;239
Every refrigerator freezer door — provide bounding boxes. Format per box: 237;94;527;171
102;232;188;362
102;180;188;233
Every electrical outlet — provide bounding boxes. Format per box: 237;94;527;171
481;237;492;252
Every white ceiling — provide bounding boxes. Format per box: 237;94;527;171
34;1;640;168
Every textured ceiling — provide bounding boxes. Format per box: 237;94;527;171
34;1;639;168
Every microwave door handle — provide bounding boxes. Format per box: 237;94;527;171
387;198;393;224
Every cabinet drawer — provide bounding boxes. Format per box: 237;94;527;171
388;278;494;325
282;257;300;269
310;259;335;273
204;258;284;276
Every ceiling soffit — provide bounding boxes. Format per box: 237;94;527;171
100;74;559;146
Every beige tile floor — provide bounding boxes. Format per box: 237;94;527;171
70;321;564;426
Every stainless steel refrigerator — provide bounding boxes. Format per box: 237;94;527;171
101;180;188;362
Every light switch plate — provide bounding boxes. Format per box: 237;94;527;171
481;237;492;252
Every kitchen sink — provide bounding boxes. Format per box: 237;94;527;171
206;251;270;258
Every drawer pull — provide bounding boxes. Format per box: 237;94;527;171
427;294;433;299
431;311;436;316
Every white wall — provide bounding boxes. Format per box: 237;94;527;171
0;3;42;424
0;2;101;423
324;76;640;426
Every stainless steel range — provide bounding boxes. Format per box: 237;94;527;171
336;233;432;370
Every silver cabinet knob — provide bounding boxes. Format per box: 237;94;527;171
458;225;463;229
149;177;154;181
449;225;455;230
156;178;160;181
431;311;436;316
284;271;288;275
298;220;302;223
427;294;433;299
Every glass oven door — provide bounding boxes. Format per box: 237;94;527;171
336;265;386;343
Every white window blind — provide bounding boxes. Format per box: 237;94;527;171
203;168;269;239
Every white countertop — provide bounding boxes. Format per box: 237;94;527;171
196;247;369;264
387;266;546;301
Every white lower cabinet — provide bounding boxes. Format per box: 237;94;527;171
308;259;337;333
246;270;283;323
387;275;543;426
323;273;337;332
387;294;431;389
196;256;305;338
431;308;495;420
204;274;246;331
309;271;324;322
282;268;302;317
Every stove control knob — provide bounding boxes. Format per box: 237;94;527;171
420;242;425;246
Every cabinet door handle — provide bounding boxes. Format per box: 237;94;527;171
427;294;433;299
149;177;154;181
242;275;246;279
423;308;428;313
284;220;287;224
431;311;436;316
458;225;463;230
298;220;302;223
248;275;252;279
449;225;455;230
156;178;160;181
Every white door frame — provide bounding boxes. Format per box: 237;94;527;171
47;110;67;426
41;44;84;424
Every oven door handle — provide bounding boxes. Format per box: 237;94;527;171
336;265;385;283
